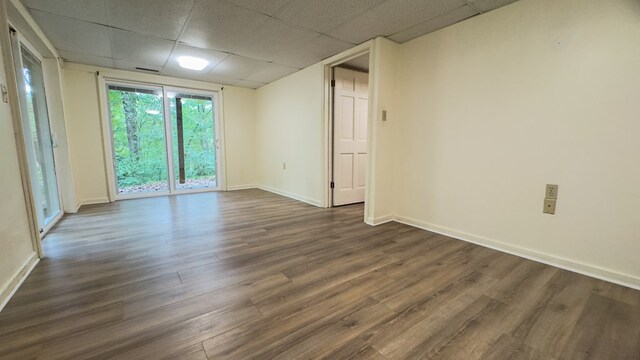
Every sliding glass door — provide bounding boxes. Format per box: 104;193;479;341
106;82;220;198
107;84;169;195
167;90;218;191
12;36;62;232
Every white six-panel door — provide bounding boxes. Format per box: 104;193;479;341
332;67;369;206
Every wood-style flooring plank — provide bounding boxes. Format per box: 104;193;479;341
0;189;637;359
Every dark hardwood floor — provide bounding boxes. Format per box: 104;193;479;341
0;189;639;359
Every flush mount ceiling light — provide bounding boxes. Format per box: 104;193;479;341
177;56;208;71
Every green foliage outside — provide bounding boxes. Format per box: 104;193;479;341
109;89;216;192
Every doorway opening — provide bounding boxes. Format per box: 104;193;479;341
105;82;221;199
330;53;370;207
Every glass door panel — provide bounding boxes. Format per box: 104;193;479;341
13;42;61;230
107;85;169;195
167;91;218;191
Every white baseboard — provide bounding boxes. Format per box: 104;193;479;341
366;214;394;226
226;184;257;191
0;253;39;313
257;185;323;207
393;215;640;291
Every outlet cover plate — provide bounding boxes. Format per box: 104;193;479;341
545;184;558;199
543;199;556;214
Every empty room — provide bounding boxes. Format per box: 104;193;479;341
1;0;639;358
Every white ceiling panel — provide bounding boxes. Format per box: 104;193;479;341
23;0;107;24
58;49;114;68
24;0;522;89
160;66;238;85
164;44;228;73
389;5;479;43
329;0;466;44
234;80;267;89
233;18;319;62
208;54;266;80
225;0;291;16
110;29;174;67
468;0;520;12
273;0;387;34
244;62;299;84
114;59;163;73
271;35;354;69
180;0;269;53
106;0;195;41
30;9;111;57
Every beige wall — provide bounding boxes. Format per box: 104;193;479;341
223;86;257;189
0;0;36;308
61;68;109;205
255;63;325;206
61;65;258;205
391;0;640;286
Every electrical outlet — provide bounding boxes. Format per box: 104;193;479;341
545;184;558;199
543;199;556;214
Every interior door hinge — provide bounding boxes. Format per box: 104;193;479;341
330;181;335;189
330;80;335;87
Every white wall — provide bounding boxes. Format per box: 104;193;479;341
61;65;258;205
392;0;640;287
367;38;400;223
223;86;257;189
61;68;108;205
255;63;325;206
0;0;37;308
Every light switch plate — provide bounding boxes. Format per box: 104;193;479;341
543;199;556;214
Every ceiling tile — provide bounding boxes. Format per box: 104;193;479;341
58;49;115;68
388;5;479;43
106;0;195;41
180;0;269;53
208;54;266;79
329;0;466;44
468;0;520;12
271;35;354;68
30;10;111;57
244;62;299;84
114;59;163;73
23;0;108;24
273;0;386;33
164;43;228;74
233;18;319;62
110;29;174;67
234;80;267;89
225;0;290;15
200;73;241;86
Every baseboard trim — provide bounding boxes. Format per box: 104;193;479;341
366;214;394;226
257;185;323;207
226;184;257;191
0;253;39;313
393;215;640;291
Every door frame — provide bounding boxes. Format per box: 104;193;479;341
321;41;374;214
100;78;225;201
10;28;64;237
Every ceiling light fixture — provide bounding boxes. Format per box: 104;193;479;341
177;56;208;71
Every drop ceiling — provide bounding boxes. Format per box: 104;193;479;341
21;0;519;89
